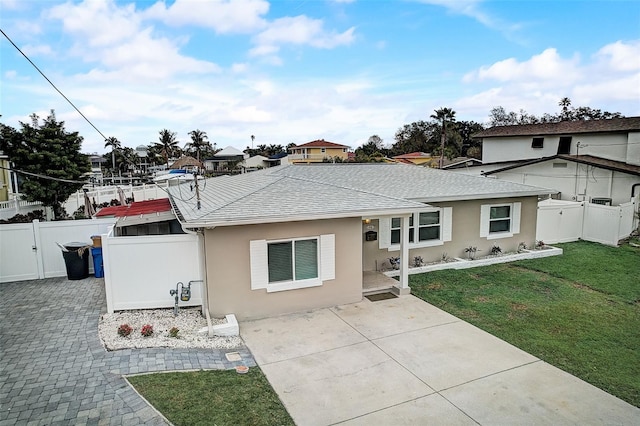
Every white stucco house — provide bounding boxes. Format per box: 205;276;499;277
468;117;640;205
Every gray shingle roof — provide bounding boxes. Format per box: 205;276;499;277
169;163;554;226
474;117;640;138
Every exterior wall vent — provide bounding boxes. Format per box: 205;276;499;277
590;197;612;206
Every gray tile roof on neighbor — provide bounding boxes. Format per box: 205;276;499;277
169;163;554;225
474;116;640;138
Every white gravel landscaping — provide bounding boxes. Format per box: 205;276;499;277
99;308;243;351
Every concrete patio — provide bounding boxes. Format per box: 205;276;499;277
241;294;640;426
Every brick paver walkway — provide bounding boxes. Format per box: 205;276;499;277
0;277;255;425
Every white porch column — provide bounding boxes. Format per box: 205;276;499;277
397;214;411;295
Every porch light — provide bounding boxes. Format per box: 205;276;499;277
364;218;371;224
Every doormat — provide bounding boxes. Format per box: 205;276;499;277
365;292;398;302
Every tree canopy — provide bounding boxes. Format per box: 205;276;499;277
488;98;624;127
0;110;90;219
244;144;287;158
155;129;181;165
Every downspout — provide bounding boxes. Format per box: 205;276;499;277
631;183;640;199
169;196;215;338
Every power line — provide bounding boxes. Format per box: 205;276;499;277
0;165;89;184
1;28;108;141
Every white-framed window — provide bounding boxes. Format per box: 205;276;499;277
250;234;335;292
379;208;452;250
480;202;521;240
321;148;326;153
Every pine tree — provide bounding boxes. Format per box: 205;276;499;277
0;110;90;219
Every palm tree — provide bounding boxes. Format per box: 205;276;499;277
559;97;572;121
155;129;179;165
185;129;210;162
430;108;456;168
104;136;121;172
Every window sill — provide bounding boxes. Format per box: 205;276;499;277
387;240;444;251
266;278;322;293
486;232;513;240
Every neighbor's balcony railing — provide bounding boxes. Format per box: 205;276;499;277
288;153;347;162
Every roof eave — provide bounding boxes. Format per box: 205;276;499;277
177;206;430;229
409;190;556;203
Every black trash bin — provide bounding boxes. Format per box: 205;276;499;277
62;242;90;280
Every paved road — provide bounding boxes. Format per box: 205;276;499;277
0;277;255;425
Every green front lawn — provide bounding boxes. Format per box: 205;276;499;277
410;240;640;407
128;368;294;426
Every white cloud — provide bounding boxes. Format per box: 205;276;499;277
250;15;355;57
45;0;219;82
143;0;269;34
21;44;53;57
48;0;141;47
457;40;640;123
415;0;525;42
463;48;582;86
594;40;640;72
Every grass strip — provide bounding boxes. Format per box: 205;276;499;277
410;241;640;407
128;368;294;426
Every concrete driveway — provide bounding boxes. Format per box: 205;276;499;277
241;295;639;426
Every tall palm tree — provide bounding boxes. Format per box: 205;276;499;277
104;136;121;172
430;107;456;168
185;129;210;162
155;129;179;165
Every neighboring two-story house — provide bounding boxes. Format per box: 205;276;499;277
288;139;350;163
469;117;640;205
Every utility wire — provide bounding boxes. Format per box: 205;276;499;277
0;165;89;184
1;28;108;141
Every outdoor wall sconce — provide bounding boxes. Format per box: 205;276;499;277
364;218;371;224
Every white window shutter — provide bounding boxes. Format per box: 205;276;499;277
249;239;268;290
378;217;391;249
512;202;521;234
320;234;335;281
442;207;453;242
480;204;490;237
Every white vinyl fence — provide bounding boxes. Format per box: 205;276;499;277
1;183;169;220
0;218;116;283
0;199;52;221
102;228;203;313
63;183;169;214
536;199;637;247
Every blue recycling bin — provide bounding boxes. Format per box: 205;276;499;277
91;247;104;278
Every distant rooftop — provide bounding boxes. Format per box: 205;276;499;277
290;139;350;149
474;117;640;138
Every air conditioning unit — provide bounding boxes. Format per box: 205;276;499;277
591;197;612;206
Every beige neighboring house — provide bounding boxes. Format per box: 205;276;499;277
0;151;11;202
168;163;554;320
288;139;350;163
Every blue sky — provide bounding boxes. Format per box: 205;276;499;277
1;0;639;155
